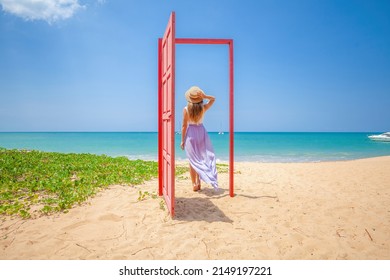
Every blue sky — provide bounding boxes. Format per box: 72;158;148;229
0;0;389;132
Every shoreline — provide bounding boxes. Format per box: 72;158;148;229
1;155;390;260
2;131;390;163
4;146;390;164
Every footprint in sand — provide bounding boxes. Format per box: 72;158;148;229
62;221;89;231
98;213;123;222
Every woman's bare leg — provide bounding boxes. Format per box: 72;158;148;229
189;164;200;191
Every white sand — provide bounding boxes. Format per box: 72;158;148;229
1;156;390;259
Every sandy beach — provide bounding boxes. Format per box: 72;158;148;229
1;156;389;260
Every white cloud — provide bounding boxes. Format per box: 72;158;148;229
0;0;85;23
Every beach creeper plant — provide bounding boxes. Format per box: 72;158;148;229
0;148;163;218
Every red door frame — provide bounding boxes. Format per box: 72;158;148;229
159;12;234;217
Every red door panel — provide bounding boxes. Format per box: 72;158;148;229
160;12;176;216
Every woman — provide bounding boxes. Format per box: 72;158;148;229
180;86;218;191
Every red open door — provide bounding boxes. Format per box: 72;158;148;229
159;12;234;218
159;12;176;216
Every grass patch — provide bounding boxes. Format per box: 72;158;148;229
175;163;229;180
216;163;229;173
0;148;158;218
175;163;229;175
175;165;188;176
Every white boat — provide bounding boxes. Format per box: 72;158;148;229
218;123;224;135
368;132;390;142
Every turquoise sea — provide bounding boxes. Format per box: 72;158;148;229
1;132;390;162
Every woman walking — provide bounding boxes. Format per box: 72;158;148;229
180;86;218;191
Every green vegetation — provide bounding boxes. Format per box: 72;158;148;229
175;164;189;180
0;148;159;218
136;190;165;211
216;163;229;174
176;163;229;175
0;148;227;218
137;190;158;201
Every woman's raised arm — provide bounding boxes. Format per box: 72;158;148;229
202;93;216;111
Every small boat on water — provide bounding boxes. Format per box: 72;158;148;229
368;132;390;142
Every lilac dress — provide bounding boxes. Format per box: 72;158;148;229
184;107;218;189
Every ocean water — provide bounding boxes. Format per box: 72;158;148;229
1;132;390;162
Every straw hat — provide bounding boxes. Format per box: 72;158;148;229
185;86;204;103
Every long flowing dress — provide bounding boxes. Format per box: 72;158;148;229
184;107;218;189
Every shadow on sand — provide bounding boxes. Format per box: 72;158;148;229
174;192;233;223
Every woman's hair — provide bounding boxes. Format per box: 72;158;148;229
187;101;204;123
